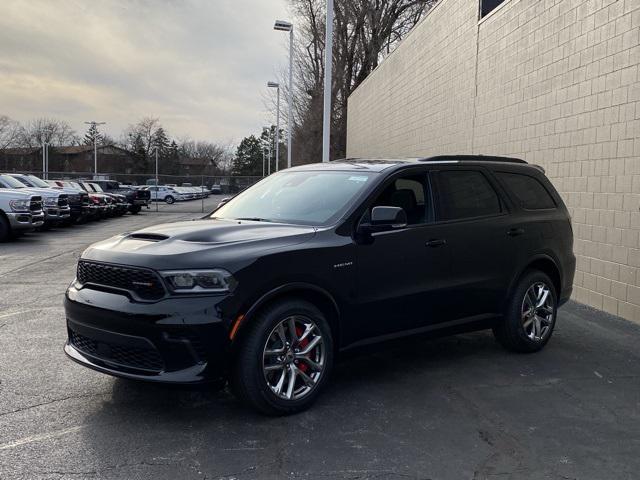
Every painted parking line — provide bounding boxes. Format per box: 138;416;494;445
0;307;58;320
0;425;85;451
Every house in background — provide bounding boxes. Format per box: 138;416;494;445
0;145;137;174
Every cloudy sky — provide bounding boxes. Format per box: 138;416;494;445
0;0;290;144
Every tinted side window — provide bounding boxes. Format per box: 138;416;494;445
436;170;501;221
497;172;556;210
369;174;431;225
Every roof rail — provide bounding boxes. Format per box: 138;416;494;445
420;155;527;164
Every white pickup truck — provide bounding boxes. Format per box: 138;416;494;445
0;189;45;241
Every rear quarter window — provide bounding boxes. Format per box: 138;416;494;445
497;172;556;210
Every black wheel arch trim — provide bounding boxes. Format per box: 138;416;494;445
506;253;563;308
231;282;341;346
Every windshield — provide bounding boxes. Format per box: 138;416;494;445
67;181;83;190
26;175;50;188
212;170;374;226
0;174;27;188
90;183;104;192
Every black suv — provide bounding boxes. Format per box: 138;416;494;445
64;156;575;414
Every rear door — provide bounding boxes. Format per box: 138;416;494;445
430;167;519;320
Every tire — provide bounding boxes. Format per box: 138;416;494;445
493;270;558;353
0;215;10;242
231;299;334;415
129;205;141;214
164;195;175;204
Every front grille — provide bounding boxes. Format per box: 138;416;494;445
69;330;164;372
80;193;89;205
77;260;166;300
58;195;69;207
30;196;43;212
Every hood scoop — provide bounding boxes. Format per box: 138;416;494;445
127;233;169;242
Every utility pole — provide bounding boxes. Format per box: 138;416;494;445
322;0;333;162
84;121;106;178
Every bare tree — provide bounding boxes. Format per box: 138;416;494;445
121;117;161;159
0;115;21;149
17;117;79;147
287;0;436;162
178;137;230;171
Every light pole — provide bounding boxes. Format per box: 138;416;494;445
262;149;266;177
274;20;293;168
263;126;272;175
41;141;48;178
322;1;333;162
84;121;106;178
155;146;159;187
267;81;280;172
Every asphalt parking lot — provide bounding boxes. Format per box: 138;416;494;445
1;212;639;480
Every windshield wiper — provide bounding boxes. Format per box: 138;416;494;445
234;217;272;222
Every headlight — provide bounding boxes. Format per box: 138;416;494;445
44;196;58;207
9;199;29;212
160;269;237;293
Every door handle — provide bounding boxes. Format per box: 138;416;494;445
426;238;447;247
507;228;525;237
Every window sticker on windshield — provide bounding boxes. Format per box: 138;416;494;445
348;176;368;182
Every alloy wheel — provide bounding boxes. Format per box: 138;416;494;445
262;315;326;401
521;282;554;342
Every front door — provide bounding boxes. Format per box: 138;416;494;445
350;170;452;343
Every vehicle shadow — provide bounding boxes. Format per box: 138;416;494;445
74;327;568;476
81;328;504;423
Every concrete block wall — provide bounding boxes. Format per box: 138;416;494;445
346;0;640;323
346;0;478;156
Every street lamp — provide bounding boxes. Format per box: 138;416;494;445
84;121;106;177
267;81;280;172
41;141;48;179
263;126;272;176
155;146;159;187
274;20;293;169
322;2;333;162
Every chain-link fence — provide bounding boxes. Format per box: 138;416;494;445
20;170;263;214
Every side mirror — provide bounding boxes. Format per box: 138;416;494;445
369;206;407;231
217;198;231;209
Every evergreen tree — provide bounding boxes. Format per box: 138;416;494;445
83;123;102;146
130;133;147;173
152;127;170;155
166;140;180;175
232;135;263;176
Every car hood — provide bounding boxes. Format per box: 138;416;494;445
12;187;64;197
0;189;35;199
81;218;317;271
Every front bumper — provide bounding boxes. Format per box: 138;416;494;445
64;286;231;384
44;206;71;222
6;211;45;230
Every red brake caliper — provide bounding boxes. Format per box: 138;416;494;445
296;326;309;373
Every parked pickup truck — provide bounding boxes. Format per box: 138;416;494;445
0;174;70;227
91;180;150;214
0;189;45;241
10;174;92;225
